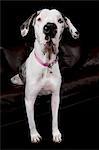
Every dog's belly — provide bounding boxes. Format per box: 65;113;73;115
39;89;52;95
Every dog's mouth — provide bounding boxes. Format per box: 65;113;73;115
44;37;56;55
45;41;54;50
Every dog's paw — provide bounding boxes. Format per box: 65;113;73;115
11;74;24;85
52;129;62;143
31;132;42;143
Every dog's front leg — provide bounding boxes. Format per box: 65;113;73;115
51;90;62;143
25;85;42;143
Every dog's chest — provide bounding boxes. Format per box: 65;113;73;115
38;68;57;95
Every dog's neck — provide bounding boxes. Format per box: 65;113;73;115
34;40;58;65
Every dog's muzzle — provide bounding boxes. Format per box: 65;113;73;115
43;22;57;39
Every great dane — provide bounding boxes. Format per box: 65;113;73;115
11;9;79;143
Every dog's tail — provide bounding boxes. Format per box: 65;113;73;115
11;74;24;85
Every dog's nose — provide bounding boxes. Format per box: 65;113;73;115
43;23;57;38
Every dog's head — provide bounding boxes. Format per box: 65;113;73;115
20;9;79;54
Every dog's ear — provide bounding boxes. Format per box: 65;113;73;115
20;12;38;37
63;15;80;39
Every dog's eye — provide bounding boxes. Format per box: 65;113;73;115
37;17;41;21
58;18;63;23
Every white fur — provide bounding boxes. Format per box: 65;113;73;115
11;74;24;85
33;9;65;53
21;28;29;37
25;45;62;143
11;9;79;143
65;17;79;39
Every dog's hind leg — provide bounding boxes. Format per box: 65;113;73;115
11;74;24;85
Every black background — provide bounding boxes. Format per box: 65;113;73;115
1;1;99;50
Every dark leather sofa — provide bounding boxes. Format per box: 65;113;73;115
0;42;99;148
1;42;99;103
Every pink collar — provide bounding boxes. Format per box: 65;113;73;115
34;51;58;68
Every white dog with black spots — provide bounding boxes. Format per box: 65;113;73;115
11;9;79;143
